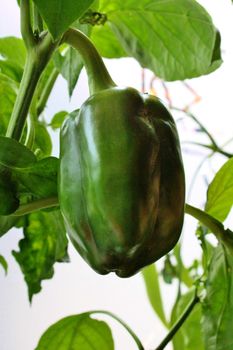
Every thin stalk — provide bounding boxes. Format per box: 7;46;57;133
62;28;116;94
172;106;218;148
89;310;144;350
36;68;59;116
183;141;233;158
154;293;199;350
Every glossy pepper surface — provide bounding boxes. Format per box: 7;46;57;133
59;29;185;277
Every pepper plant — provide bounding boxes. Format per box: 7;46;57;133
1;0;233;349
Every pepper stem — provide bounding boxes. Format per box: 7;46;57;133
62;28;116;95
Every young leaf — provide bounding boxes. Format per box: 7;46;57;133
32;0;95;39
202;244;233;350
13;210;68;300
141;263;167;327
99;0;222;80
50;111;68;130
33;122;53;158
171;289;204;350
0;255;8;274
36;313;114;350
205;157;233;222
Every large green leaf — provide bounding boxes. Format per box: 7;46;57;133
171;289;204;350
205;158;233;222
91;23;127;58
202;244;233;350
32;0;95;39
36;313;114;350
13;210;68;300
99;0;222;80
15;157;58;198
141;264;167;327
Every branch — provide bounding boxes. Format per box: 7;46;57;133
154;292;199;350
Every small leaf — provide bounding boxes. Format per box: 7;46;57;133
50;111;68;130
33;122;53;158
0;255;8;274
99;0;222;80
141;264;167;327
13;210;68;300
36;313;114;350
32;0;95;39
202;244;233;350
205;157;233;222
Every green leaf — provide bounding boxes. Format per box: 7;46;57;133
171;289;204;350
91;23;127;58
54;23;91;97
0;136;36;169
32;0;95;39
99;0;222;80
0;215;19;237
13;210;68;300
205;158;233;222
141;264;167;327
15;157;59;199
50;111;68;130
202;244;233;350
0;60;23;83
0;255;8;274
36;313;114;350
0;76;17;136
0;37;26;68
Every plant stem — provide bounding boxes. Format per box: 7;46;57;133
36;68;59;116
89;310;144;350
6;55;41;140
20;0;35;48
154;292;199;350
6;34;58;140
62;28;116;94
13;196;59;216
33;3;43;34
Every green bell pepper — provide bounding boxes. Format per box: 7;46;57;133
59;29;185;277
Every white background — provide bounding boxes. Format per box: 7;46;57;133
0;1;233;349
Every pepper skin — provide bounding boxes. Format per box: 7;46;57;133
59;86;185;277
